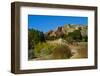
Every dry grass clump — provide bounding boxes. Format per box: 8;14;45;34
51;44;72;59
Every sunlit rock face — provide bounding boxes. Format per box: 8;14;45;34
46;24;87;39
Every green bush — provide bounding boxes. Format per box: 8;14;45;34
34;42;56;57
28;49;36;60
67;30;82;42
28;29;45;49
82;35;88;42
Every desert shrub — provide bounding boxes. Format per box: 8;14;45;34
51;44;72;59
34;42;56;57
67;30;82;42
47;36;57;40
28;49;36;60
66;36;74;44
82;35;88;42
32;43;72;60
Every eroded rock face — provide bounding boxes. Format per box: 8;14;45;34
45;24;87;40
46;26;65;37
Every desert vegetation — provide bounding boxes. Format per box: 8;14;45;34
28;24;88;60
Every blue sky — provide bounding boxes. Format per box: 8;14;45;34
28;15;88;33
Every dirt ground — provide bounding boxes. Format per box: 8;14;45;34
69;42;88;59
